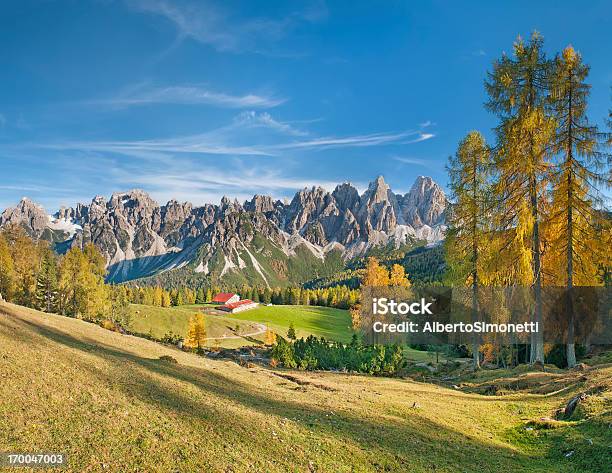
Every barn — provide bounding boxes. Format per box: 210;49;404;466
212;292;240;304
218;299;258;314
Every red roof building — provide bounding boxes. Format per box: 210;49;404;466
212;292;240;304
218;299;258;314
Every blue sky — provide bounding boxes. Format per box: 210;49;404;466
0;0;610;212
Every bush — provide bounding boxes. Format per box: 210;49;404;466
158;355;178;364
101;319;118;331
160;331;183;345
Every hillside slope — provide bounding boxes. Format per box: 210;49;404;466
0;302;608;472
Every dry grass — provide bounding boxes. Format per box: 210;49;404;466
0;301;609;472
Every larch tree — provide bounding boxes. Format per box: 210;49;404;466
485;32;556;364
0;232;15;301
362;257;390;287
445;131;492;369
185;313;207;351
3;225;41;307
389;264;411;287
546;46;611;367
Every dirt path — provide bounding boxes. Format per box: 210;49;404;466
202;322;267;341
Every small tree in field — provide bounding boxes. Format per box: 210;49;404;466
185;313;207;352
287;323;296;340
264;328;277;346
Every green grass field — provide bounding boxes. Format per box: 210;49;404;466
222;304;354;342
1;301;610;472
129;303;355;346
128;304;264;348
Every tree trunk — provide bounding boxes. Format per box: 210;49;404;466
565;71;577;369
530;174;544;364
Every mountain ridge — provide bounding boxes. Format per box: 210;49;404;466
0;175;448;285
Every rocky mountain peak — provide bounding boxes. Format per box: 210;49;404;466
400;176;447;227
245;194;276;214
0;197;49;237
364;175;391;204
108;189;159;226
332;183;360;212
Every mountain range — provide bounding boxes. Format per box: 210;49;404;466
0;175;447;287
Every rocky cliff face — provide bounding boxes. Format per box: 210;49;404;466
0;176;448;283
0;197;50;238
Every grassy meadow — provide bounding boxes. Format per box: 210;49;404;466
129;303;355;346
1;301;610;472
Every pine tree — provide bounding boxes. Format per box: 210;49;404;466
486;32;555;364
195;287;205;304
35;246;59;313
262;287;272;304
287;323;296;340
446;131;492;369
546;46;612;367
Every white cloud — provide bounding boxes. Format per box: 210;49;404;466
41;113;429;158
402;133;435;144
97;84;285;109
234;111;308;136
127;0;327;53
274;130;423;151
393;156;429;167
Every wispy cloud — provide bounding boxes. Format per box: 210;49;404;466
127;0;328;53
0;113;6;127
393;156;430;167
274;130;424;151
40;113;428;158
234;111;308;136
93;83;285;109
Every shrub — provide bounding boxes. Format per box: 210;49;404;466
158;355;178;364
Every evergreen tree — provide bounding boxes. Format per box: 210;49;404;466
287;322;296;340
35;246;59;313
486;32;555;364
195;287;205;304
262;287;272;304
546;46;612;366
